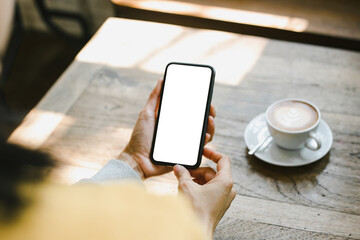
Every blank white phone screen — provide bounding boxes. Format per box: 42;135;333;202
153;64;212;166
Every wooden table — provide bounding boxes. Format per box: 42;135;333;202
8;18;360;239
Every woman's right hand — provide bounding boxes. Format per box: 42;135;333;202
173;148;236;239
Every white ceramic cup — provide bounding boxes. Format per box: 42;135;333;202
265;98;322;150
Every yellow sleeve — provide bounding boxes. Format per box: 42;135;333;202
0;182;205;240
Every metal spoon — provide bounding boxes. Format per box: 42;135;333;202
248;135;272;155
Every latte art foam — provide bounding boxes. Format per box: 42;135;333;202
268;101;318;131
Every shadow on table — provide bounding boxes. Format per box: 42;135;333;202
244;147;330;182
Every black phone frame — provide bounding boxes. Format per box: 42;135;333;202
150;62;215;169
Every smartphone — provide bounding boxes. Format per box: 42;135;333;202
150;62;215;168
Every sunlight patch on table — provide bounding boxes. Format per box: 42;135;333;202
50;164;99;184
139;31;268;86
76;18;185;68
77;18;268;86
44;126;133;170
7;109;74;150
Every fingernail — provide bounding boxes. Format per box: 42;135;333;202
173;165;182;175
173;165;180;172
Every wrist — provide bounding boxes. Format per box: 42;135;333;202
195;213;215;240
116;149;145;179
202;219;215;240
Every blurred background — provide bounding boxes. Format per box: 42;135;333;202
0;0;113;139
1;0;359;140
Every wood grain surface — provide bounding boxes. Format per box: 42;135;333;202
8;18;360;239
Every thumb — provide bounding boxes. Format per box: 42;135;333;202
173;165;192;183
145;79;162;112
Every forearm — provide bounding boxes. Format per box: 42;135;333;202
78;158;141;183
116;150;145;179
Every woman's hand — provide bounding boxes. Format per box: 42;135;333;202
117;80;216;179
173;148;236;239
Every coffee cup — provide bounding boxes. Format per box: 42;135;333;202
265;98;321;150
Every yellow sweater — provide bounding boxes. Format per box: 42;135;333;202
0;182;205;240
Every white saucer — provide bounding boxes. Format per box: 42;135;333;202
244;113;333;167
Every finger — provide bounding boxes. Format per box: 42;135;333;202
189;167;216;183
203;147;222;163
204;133;210;145
145;79;162;112
173;165;192;183
206;116;215;142
155;92;160;118
209;104;216;118
203;147;231;176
